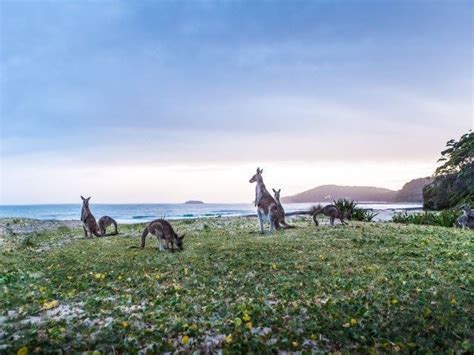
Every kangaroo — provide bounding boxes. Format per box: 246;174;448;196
98;216;118;235
140;219;185;252
249;168;281;234
455;204;474;229
272;188;295;229
310;204;350;226
80;196;101;238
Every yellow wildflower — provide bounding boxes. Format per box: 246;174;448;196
182;335;190;345
350;318;358;326
42;300;59;310
292;341;299;347
391;299;398;305
121;321;129;328
450;298;457;305
225;334;233;343
245;321;252;329
242;312;251;322
17;347;28;355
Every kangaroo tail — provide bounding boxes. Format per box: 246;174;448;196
282;223;296;229
140;226;149;249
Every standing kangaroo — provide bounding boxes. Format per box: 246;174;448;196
310;204;350;226
272;188;295;229
140;219;185;252
98;216;118;235
80;196;101;238
455;204;474;229
249;168;281;234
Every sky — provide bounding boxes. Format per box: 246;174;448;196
0;0;472;204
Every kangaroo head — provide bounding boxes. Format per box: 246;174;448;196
272;188;281;201
175;234;185;251
80;196;91;208
249;167;263;183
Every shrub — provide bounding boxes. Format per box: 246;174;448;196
333;198;378;222
333;198;356;215
392;210;459;227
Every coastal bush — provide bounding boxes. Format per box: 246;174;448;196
333;198;378;222
392;210;459;227
423;131;474;210
333;198;356;215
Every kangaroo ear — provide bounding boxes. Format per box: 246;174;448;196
256;167;260;173
272;188;276;193
80;195;85;201
278;189;281;193
179;234;185;240
87;197;91;201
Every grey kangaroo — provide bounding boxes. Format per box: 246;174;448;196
80;196;101;238
249;168;281;234
310;204;350;226
140;219;185;252
272;188;295;229
455;204;474;229
98;216;118;235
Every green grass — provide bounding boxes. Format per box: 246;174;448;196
0;217;473;353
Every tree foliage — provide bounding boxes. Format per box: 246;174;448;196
423;131;474;210
436;131;474;175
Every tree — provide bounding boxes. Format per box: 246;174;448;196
436;131;474;175
423;131;474;210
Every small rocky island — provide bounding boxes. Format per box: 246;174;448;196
184;200;204;204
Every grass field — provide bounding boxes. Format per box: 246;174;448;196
0;217;472;353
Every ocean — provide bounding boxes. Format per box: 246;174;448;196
0;202;422;223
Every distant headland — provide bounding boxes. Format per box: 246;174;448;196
184;200;204;204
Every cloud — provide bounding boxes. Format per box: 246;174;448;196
0;0;472;203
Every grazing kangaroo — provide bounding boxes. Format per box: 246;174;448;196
140;219;185;252
272;188;295;229
249;168;281;234
80;196;101;238
310;204;350;226
98;216;118;235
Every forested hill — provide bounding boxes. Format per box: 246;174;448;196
281;177;433;203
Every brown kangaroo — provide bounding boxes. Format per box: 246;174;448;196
80;196;101;237
249;168;281;234
272;188;295;229
98;216;118;235
310;204;350;226
140;219;185;252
